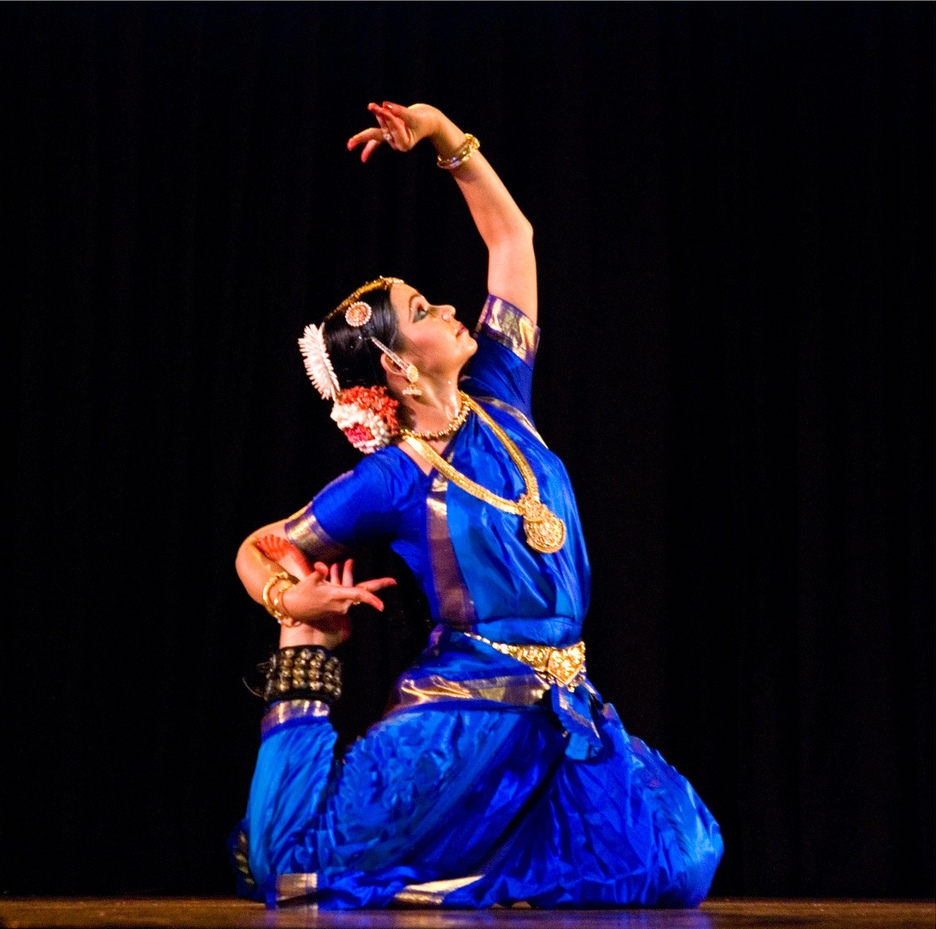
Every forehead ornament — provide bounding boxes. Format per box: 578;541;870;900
344;301;373;328
329;276;405;321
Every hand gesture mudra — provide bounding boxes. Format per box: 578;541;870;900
347;101;439;162
280;558;397;650
293;558;395;616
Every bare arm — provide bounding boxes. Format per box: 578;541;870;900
235;521;396;650
348;102;537;323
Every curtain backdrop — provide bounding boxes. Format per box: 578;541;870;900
4;1;932;899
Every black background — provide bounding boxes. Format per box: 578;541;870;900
4;1;933;901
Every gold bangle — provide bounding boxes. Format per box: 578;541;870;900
272;580;302;628
437;133;480;170
262;571;289;612
262;571;300;627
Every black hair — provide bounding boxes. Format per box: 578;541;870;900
322;284;403;390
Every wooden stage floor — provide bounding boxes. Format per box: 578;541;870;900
0;898;933;929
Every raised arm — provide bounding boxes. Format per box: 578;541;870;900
348;102;537;324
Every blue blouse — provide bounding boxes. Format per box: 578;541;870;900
285;295;591;650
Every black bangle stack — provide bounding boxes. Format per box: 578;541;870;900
261;645;343;704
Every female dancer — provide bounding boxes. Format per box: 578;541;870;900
232;101;723;909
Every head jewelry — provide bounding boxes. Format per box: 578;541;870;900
344;301;373;328
298;277;405;400
298;276;412;453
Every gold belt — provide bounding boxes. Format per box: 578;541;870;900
465;633;586;691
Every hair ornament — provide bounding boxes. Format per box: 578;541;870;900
298;323;341;400
328;276;406;321
330;386;401;455
297;276;411;453
344;301;373;328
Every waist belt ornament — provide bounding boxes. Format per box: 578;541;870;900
388;628;605;760
463;633;587;690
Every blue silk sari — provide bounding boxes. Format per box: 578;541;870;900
233;296;723;908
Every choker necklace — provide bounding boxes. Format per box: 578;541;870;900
400;393;471;442
403;393;566;554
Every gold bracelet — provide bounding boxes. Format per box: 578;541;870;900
262;571;300;627
437;133;480;170
262;571;290;612
272;580;302;628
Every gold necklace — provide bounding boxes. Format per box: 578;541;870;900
400;393;471;441
403;393;566;554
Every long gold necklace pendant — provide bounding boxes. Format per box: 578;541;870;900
518;493;566;554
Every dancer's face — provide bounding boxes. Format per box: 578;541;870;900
390;283;477;378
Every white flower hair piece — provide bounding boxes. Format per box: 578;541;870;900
298;323;341;400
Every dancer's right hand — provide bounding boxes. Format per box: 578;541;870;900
279;558;397;649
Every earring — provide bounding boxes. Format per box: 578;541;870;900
370;337;423;398
402;364;423;398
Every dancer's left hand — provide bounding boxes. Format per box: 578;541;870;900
347;101;440;163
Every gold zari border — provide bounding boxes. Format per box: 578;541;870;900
391;874;484;906
261;699;331;737
284;503;349;563
475;295;539;363
388;673;548;714
275;872;319;906
273;870;483;909
427;472;476;629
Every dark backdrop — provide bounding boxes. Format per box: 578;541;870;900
3;1;933;901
